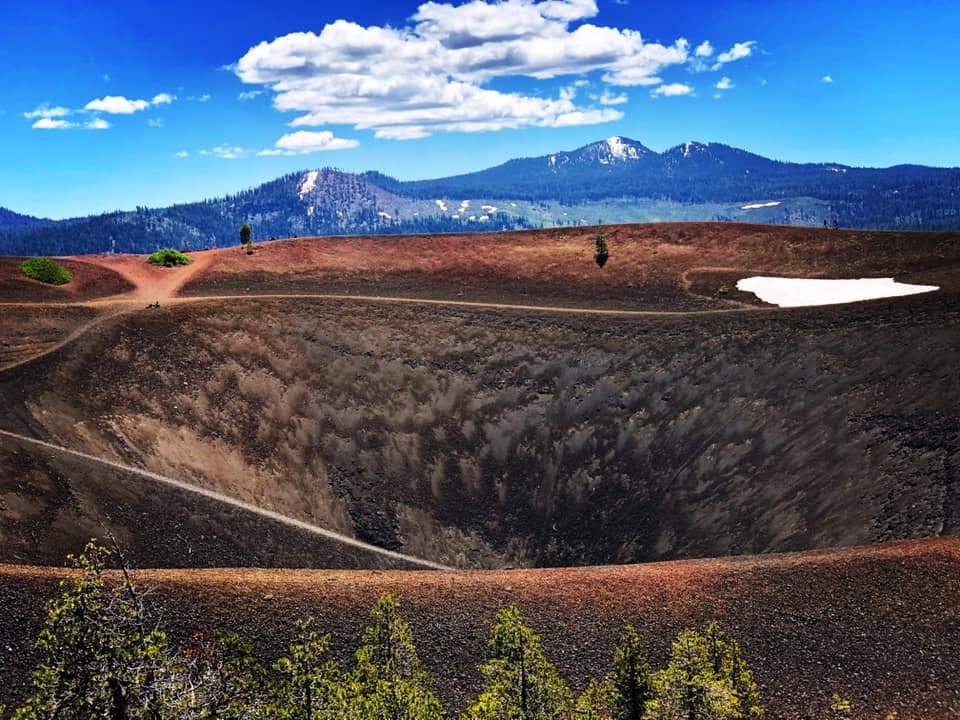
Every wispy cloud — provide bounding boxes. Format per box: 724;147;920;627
596;89;628;105
258;130;359;156
711;41;756;70
24;104;71;120
822;75;834;83
25;92;174;131
238;90;263;101
199;145;249;159
715;76;734;90
31;117;76;130
175;150;189;158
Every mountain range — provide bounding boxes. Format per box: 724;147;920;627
3;137;959;255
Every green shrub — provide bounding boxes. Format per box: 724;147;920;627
146;248;193;267
19;257;72;285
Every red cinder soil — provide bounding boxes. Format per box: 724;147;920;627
1;538;958;719
0;256;133;303
80;250;218;301
178;223;960;310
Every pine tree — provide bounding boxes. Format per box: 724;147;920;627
12;542;172;720
346;593;443;720
463;605;572;720
609;625;654;720
267;618;343;720
240;223;252;246
575;678;613;720
645;628;748;720
595;228;610;268
702;623;762;718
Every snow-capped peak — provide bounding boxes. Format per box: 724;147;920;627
605;136;641;160
298;170;319;199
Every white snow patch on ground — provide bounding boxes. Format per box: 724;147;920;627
378;211;393;220
298;170;319;199
435;199;448;213
737;277;939;308
740;201;781;210
482;205;497;213
479;215;489;222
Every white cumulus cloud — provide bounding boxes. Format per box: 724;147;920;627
83;93;174;114
650;82;693;97
175;150;189;158
715;76;734;90
694;40;713;57
233;0;717;139
822;75;834;83
259;130;360;155
85;117;111;130
84;95;151;114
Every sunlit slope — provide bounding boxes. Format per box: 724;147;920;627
1;538;958;719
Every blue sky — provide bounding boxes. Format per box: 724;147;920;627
1;0;958;219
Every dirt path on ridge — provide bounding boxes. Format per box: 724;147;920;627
81;250;219;301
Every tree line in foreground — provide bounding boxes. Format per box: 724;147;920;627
4;543;870;720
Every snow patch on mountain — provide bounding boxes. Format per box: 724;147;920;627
298;171;319;199
606;136;641;160
741;201;781;210
681;142;710;158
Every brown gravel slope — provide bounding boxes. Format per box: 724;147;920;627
0;304;103;370
1;538;958;719
2;293;957;568
0;432;421;571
